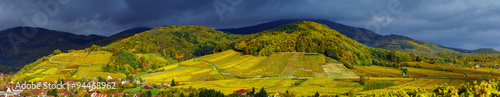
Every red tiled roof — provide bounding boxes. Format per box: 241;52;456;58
234;89;251;94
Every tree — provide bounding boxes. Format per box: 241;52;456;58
315;91;320;97
140;91;152;97
175;51;184;60
416;56;423;62
47;89;58;97
171;79;176;86
53;49;62;55
251;87;255;95
122;83;134;88
359;76;367;85
189;93;194;97
21;90;34;96
256;87;267;97
409;53;417;61
180;93;185;97
90;44;100;51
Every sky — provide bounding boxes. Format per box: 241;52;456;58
0;0;499;50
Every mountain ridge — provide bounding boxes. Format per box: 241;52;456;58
0;26;149;72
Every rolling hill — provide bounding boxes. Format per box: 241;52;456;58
219;19;498;57
0;27;150;73
233;21;412;67
471;48;500;54
13;21;411;82
372;34;460;57
218;19;381;45
0;27;106;68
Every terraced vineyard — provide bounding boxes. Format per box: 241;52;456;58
143;50;361;85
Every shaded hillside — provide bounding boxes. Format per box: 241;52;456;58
0;27;149;73
471;48;500;54
105;26;245;61
0;27;106;67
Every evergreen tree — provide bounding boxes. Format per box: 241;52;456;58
416;56;422;62
189;92;194;97
251;87;255;95
256;87;267;97
171;79;176;86
180;93;185;97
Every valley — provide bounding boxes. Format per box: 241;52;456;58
3;21;500;96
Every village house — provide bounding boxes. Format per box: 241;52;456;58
91;78;99;83
0;92;14;97
161;82;170;87
0;88;16;97
64;79;78;87
93;93;123;97
107;76;113;82
233;89;251;96
116;77;122;81
274;92;285;97
18;93;31;97
121;80;129;85
30;89;47;96
142;84;154;89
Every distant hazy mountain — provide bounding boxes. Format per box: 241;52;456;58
371;34;460;56
109;27;152;37
91;27;152;46
471;48;500;54
0;27;106;67
0;27;150;71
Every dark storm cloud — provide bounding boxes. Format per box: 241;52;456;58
0;0;499;50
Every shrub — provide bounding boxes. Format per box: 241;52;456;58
52;49;62;55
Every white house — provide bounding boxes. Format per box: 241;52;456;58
121;80;129;85
107;76;113;81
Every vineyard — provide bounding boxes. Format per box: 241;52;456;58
355;66;403;77
323;63;359;79
175;78;363;96
76;66;126;79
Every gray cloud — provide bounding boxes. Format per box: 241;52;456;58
0;0;499;50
